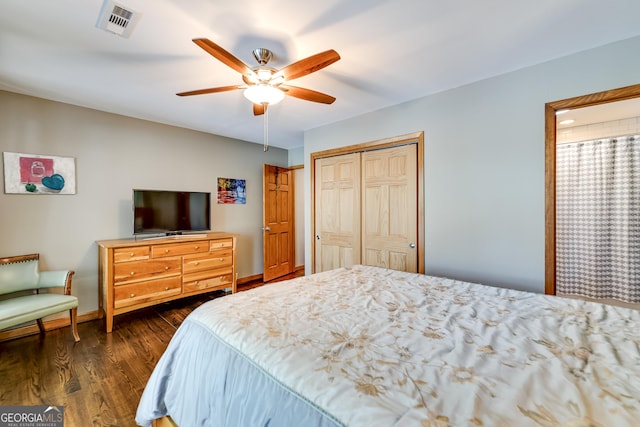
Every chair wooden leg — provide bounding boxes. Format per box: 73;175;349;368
70;307;80;342
36;318;46;334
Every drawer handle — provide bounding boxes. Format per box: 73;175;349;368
130;252;134;257
165;287;169;291
194;245;199;249
130;272;135;276
194;261;200;265
130;293;135;298
164;249;170;254
218;258;224;262
165;266;169;270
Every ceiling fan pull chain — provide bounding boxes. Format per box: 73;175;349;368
263;103;269;152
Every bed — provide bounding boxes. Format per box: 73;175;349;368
136;265;640;427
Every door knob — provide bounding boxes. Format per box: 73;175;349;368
262;226;271;231
409;243;416;248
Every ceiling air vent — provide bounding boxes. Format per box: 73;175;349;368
96;0;141;38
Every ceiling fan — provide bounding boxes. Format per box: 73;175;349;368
177;38;341;116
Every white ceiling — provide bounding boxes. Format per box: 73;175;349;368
2;0;640;150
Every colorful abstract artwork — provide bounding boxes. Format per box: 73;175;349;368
217;177;246;204
3;152;76;194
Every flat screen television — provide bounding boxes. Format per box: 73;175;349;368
133;189;211;235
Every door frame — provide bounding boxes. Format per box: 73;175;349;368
544;83;640;295
310;131;425;274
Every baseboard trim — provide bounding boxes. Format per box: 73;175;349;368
237;273;263;285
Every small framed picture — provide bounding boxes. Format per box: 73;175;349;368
217;177;246;204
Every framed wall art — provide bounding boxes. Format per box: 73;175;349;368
3;152;77;194
217;177;246;204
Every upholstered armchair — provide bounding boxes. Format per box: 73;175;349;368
0;253;79;341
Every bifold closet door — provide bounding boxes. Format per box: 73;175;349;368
361;144;418;272
314;153;361;273
314;143;418;273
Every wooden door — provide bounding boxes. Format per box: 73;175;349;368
263;164;294;282
314;153;361;272
361;144;418;272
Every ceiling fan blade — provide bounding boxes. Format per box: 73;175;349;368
280;85;336;104
192;38;255;78
273;49;340;82
177;85;244;97
253;103;265;116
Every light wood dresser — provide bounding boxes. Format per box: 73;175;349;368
97;232;236;332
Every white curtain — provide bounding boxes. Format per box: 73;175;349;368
556;135;640;303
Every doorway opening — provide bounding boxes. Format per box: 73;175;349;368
545;83;640;308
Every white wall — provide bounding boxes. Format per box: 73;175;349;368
293;168;305;268
304;35;640;293
288;147;304;166
288;147;305;269
0;91;289;316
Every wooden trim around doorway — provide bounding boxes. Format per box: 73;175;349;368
544;83;640;295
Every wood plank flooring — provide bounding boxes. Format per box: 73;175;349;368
0;273;300;427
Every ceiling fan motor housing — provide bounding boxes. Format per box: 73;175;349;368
252;48;273;65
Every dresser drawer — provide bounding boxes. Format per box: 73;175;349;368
210;238;234;251
183;250;233;273
114;276;182;309
114;258;181;284
151;240;209;258
183;269;233;293
113;246;150;263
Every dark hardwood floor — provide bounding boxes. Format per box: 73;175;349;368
0;272;301;427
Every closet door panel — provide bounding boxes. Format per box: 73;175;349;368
314;153;361;272
362;145;418;272
389;250;409;272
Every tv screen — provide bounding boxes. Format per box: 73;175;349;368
133;189;211;235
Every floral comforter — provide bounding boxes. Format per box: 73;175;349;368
138;265;640;426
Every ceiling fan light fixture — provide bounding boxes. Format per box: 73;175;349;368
244;84;285;105
256;68;272;81
270;75;285;85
